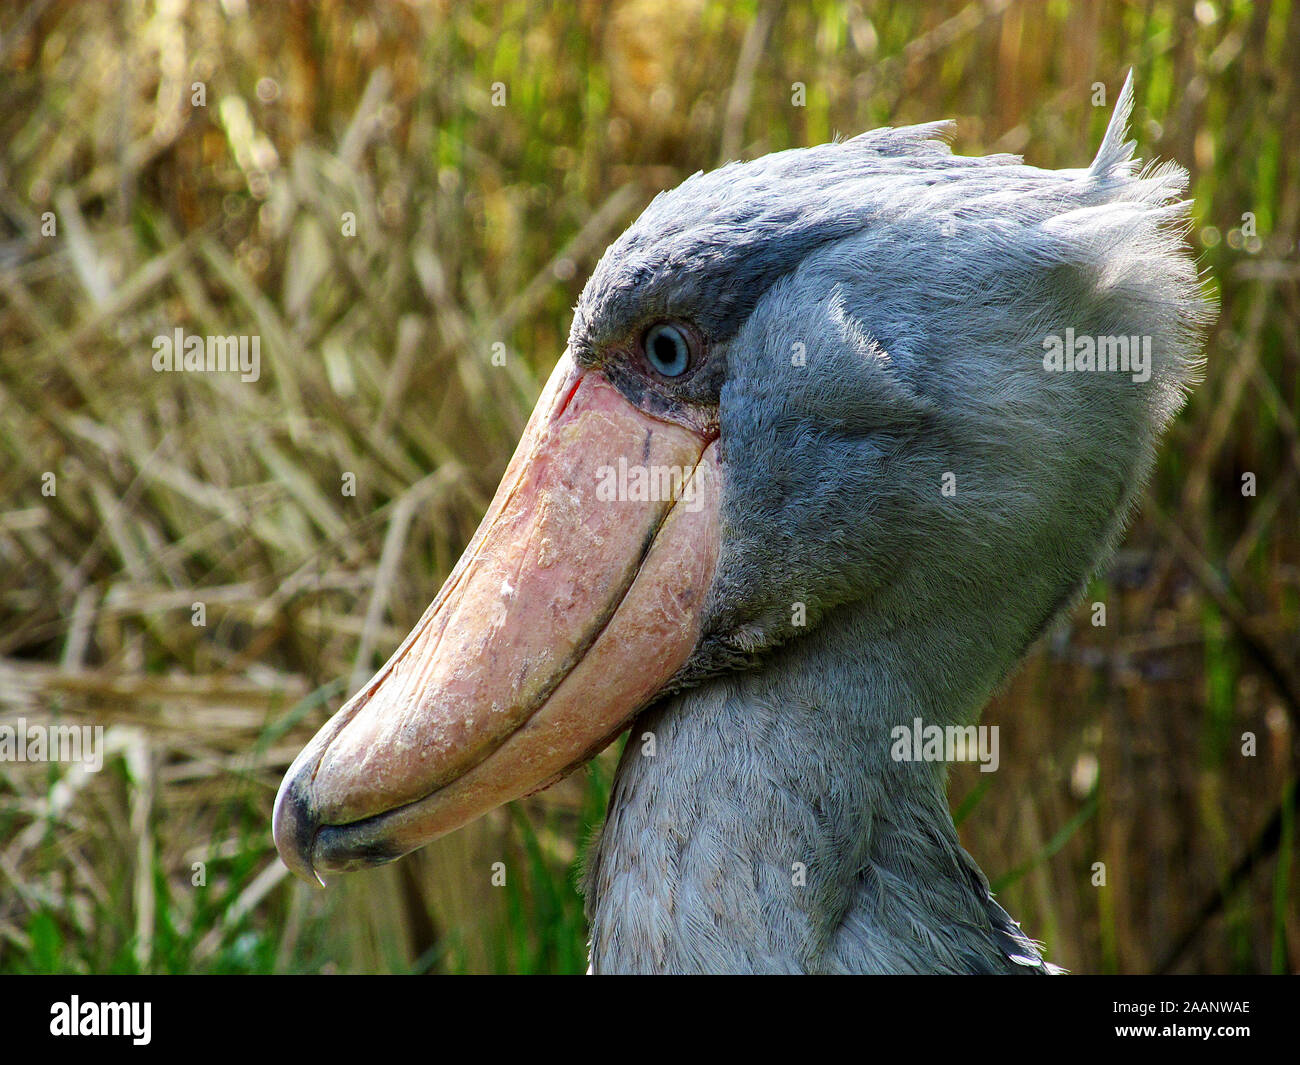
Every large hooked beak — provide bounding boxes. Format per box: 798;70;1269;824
274;352;720;883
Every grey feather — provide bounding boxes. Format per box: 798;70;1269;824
580;78;1213;973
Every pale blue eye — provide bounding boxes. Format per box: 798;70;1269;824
644;322;691;377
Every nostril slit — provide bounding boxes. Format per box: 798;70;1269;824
554;375;583;421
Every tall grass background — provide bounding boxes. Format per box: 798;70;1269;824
0;0;1296;973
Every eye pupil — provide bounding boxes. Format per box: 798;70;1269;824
644;322;691;377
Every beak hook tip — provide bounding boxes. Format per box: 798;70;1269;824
273;771;325;888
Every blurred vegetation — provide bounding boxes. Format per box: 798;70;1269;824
0;0;1296;973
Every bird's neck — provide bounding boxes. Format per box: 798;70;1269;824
582;598;1051;974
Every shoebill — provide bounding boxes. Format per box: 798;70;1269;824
274;74;1213;973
